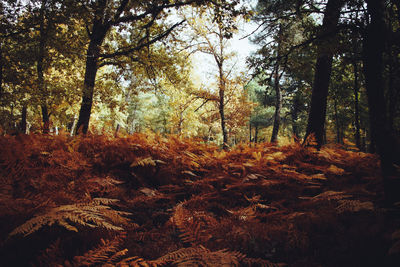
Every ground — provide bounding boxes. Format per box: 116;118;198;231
0;133;399;266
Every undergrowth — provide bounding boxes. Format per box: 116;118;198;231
0;133;399;266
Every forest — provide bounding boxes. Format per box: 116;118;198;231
0;0;400;266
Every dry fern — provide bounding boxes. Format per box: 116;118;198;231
130;157;166;167
335;200;374;213
73;233;127;266
154;247;242;266
172;204;215;245
9;198;131;237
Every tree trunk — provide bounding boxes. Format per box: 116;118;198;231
0;43;3;100
41;105;50;133
75;18;108;134
270;63;282;143
291;92;300;138
20;105;27;134
304;0;344;148
334;97;341;143
70;114;78;136
271;26;283;144
249;122;252;143
254;124;259;143
364;0;400;205
37;0;50;134
353;61;361;149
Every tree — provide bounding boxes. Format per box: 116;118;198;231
72;0;240;134
304;0;345;148
363;0;400;205
183;6;243;149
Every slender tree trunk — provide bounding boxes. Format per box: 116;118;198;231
254;124;259;143
270;65;282;143
334;97;341;143
70;114;78;136
20;105;27;134
271;26;283;144
353;61;361;149
304;0;344;148
249;122;252;143
291;92;300;138
75;18;108;134
0;43;3;100
37;0;50;134
364;0;400;205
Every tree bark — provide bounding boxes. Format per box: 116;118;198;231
304;0;344;148
364;0;400;205
20;105;27;134
75;2;109;134
270;73;282;143
291;93;300;138
218;71;228;149
254;124;259;143
353;61;361;149
249;122;252;143
270;26;283;144
0;43;3;100
37;0;50;134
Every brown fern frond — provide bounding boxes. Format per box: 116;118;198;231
335;200;374;213
73;232;126;266
154;247;244;266
241;257;287;267
172;204;214;245
130;157;166;168
115;256;158;267
9;198;131;237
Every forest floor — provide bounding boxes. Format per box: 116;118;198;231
0;133;399;266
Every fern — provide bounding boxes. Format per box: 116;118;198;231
335;200;374;213
130;157;166;167
154;247;243;266
172;204;214;245
9;198;131;237
73;233;127;266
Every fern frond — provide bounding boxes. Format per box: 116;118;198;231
172;204;214;245
336;200;374;213
154;247;247;266
9;199;131;237
130;157;166;167
241;257;287;267
73;233;126;266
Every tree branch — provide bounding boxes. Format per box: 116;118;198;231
100;20;185;59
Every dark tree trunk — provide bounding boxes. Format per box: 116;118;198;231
334;97;342;144
291;92;300;138
249;122;252;143
217;56;228;149
270;77;282;143
304;0;344;148
270;65;282;143
219;85;228;149
41;105;50;133
76;8;109;134
271;26;283;144
353;61;361;149
0;44;3;100
37;0;50;134
254;124;259;144
364;0;400;205
20;105;27;134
